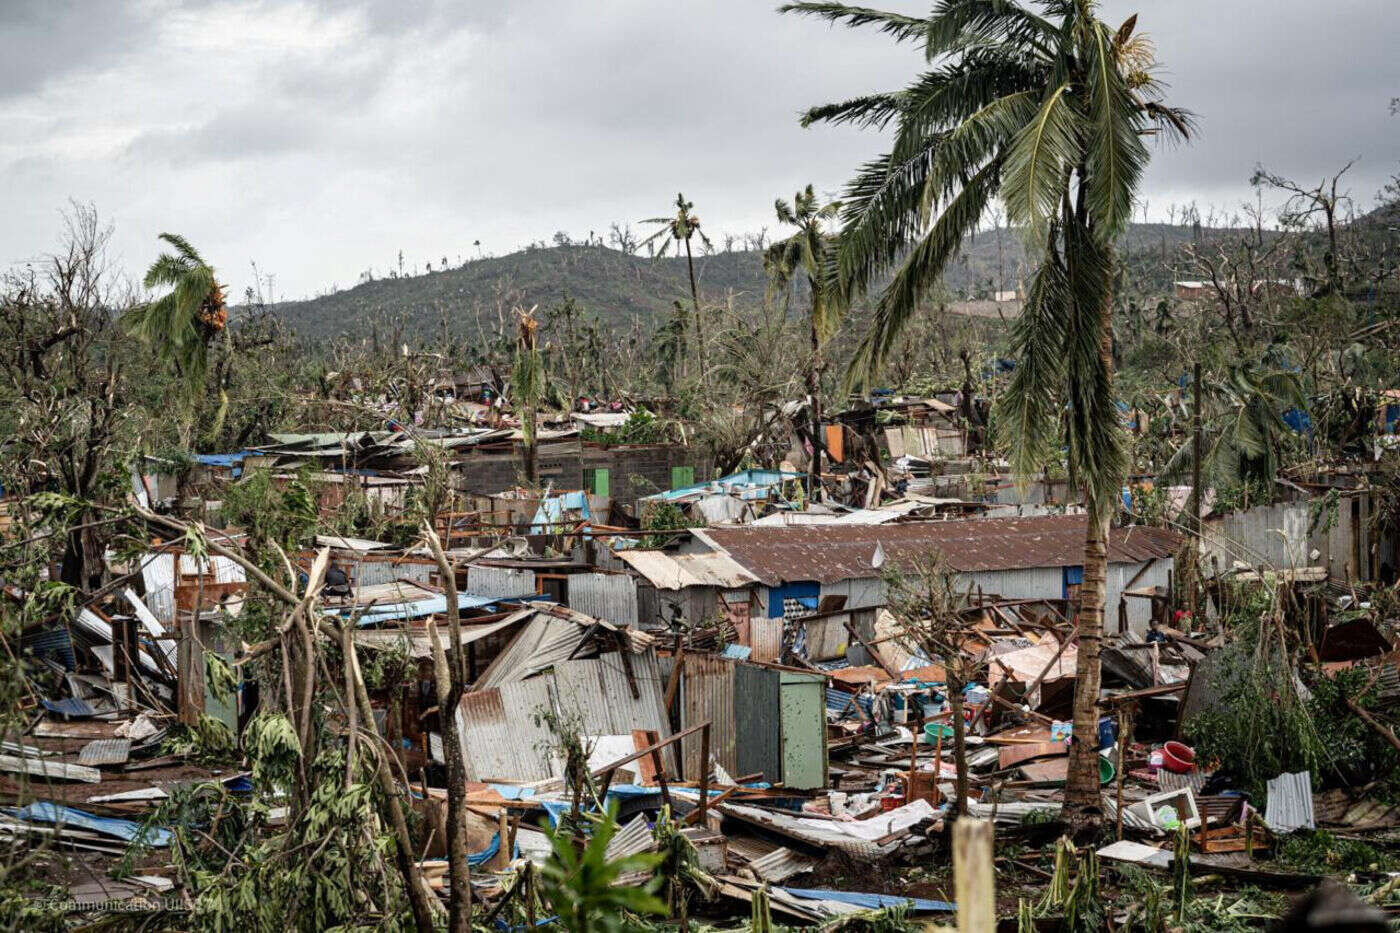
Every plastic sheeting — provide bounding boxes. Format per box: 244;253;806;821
13;802;170;847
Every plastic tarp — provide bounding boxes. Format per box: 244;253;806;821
780;887;954;913
14;802;170;847
529;491;592;534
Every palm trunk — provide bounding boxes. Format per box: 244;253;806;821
1064;282;1118;831
683;237;702;383
807;313;823;499
522;403;538;486
1064;496;1108;823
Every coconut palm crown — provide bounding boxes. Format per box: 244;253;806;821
126;233;226;384
785;0;1191;509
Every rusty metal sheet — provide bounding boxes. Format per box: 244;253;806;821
701;516;1181;584
679;654;736;779
456;682;556;783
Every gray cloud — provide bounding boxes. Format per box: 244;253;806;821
0;0;1396;300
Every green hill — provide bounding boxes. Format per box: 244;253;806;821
265;223;1249;343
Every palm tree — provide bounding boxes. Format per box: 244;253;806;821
784;0;1191;828
126;233;226;385
1161;363;1306;498
765;185;843;494
512;306;544;486
641;193;711;380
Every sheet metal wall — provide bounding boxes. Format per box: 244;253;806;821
567;573;639;626
457;679;557;782
140;553;246;624
678;655;736;779
1108;559;1173;633
779;672;827;790
734;664;782;783
467;565;537;599
748;618;783;663
553;651;678;774
354;558;432;589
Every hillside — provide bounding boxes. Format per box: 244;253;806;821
265;222;1246;342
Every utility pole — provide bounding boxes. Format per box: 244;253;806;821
1188;362;1203;622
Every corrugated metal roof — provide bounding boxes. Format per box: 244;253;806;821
604;814;656;861
616;550;758;590
699;516;1180;584
554;653;672;748
473;604;654;688
1265;771;1315;833
353;615;528;659
466;565;537;599
748;847;819;882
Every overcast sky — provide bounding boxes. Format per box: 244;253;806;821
2;1;1396;300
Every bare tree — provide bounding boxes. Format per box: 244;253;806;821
0;204;130;588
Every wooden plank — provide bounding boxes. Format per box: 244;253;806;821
954;818;995;932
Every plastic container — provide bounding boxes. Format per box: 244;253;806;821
1160;741;1196;774
924;721;955;742
1099;755;1116;785
1097;716;1118;751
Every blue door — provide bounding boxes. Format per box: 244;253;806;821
1062;565;1084;600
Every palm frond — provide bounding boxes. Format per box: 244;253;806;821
1002;82;1081;243
997;236;1071;482
1059;223;1125;507
924;0;1058;60
1082;20;1148;241
778;2;928;42
845;159;998;389
155;231;205;267
834;148;940;303
800;93;904;129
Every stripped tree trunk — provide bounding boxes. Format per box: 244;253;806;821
424;526;472;933
807;315;823;499
1064;286;1118;832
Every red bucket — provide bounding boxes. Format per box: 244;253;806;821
1161;741;1196;774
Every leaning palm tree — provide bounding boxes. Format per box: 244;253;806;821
126;233;226;385
784;0;1191;828
765;185;843;493
641;193;712;380
1161;363;1306;498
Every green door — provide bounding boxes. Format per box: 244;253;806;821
779;672;827;790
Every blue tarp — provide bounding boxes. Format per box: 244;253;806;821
194;451;251;478
1282;407;1312;433
779;886;955;913
41;697;96;718
529;491;592;534
644;469;804;503
342;592;499;626
14;802;170;847
469;831;517;866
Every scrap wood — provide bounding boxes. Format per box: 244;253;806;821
998;742;1067;769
